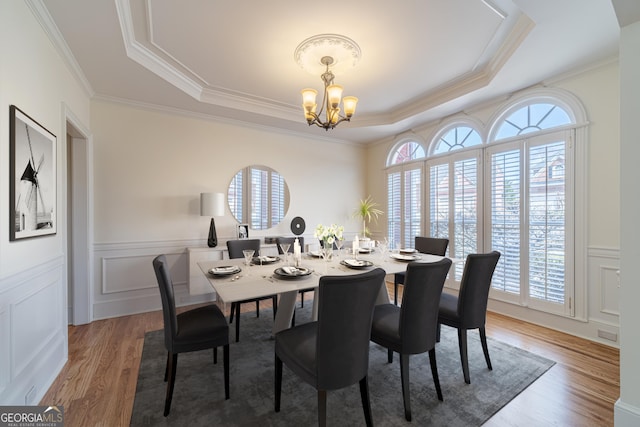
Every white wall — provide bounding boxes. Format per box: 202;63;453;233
616;17;640;427
364;61;621;346
89;100;367;319
0;1;90;404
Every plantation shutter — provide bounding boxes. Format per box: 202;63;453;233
387;171;401;248
490;148;522;294
403;168;422;246
453;158;478;279
528;141;566;304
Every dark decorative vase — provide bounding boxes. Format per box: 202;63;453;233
207;218;218;247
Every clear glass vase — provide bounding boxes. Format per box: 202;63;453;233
322;238;334;261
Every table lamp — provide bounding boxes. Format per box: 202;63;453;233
200;192;225;247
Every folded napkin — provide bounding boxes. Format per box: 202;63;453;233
214;265;239;273
257;256;276;261
344;259;365;267
281;266;303;275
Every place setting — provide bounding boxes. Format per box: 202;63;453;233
251;255;280;265
208;265;242;277
340;258;374;269
273;265;313;280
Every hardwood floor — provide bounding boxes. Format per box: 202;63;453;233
41;284;619;426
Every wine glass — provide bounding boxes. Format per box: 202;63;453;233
335;238;344;259
242;249;255;266
279;243;291;266
377;238;388;261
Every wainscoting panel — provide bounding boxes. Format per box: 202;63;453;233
12;278;61;375
588;247;620;331
92;239;215;320
0;257;66;405
0;303;8;393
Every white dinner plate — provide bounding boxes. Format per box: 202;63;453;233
390;253;422;261
209;265;241;276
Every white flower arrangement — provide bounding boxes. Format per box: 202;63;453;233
313;223;344;245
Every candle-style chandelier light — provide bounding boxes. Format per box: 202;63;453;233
294;34;361;131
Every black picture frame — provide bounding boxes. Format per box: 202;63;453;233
9;105;57;241
237;224;249;239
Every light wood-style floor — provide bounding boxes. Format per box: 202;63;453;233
41;284;619;427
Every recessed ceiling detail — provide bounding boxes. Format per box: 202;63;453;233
112;0;536;131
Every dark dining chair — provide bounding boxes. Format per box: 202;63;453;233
437;251;501;384
153;255;230;416
394;236;449;305
275;268;386;427
276;237;309;308
370;259;452;421
227;239;278;342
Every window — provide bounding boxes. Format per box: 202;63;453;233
487;101;575;315
427;125;483;278
387;166;422;249
433;125;482;155
385;90;586;318
386;137;425;248
428;151;481;279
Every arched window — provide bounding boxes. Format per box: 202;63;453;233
486;96;581;316
386;136;426;247
427;123;484;279
387;140;426;166
432;125;482;154
491;100;574;141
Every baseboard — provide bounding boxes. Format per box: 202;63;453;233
615;398;640;426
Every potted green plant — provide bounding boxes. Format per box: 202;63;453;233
353;196;383;238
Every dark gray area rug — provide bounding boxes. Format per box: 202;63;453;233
131;305;554;426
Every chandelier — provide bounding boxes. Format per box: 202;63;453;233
295;34;361;131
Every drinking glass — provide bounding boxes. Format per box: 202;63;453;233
335;238;344;259
242;249;255;266
377;238;388;261
279;243;291;266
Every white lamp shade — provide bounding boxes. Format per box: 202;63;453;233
200;192;225;217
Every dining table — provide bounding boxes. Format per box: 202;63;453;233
198;249;456;337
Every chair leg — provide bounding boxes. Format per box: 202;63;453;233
164;352;178;416
223;344;230;400
387;349;393;363
272;296;278;319
400;353;412;421
317;390;327;427
394;282;399;305
213;347;218;364
458;329;471;384
275;355;283;412
256;300;260;317
479;327;492;371
235;303;241;342
164;351;170;382
436;323;441;343
359;376;374;427
428;348;443;401
300;291;305;308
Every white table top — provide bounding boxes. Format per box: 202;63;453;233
198;251;454;304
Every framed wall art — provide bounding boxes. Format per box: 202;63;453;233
9;105;57;241
237;223;249;239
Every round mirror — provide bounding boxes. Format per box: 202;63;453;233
227;165;290;230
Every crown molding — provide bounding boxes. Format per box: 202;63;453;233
26;0;95;98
